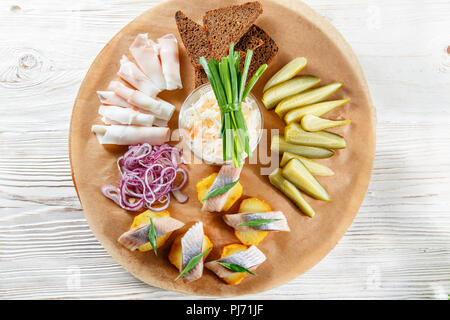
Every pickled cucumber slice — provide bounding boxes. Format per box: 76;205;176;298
263;57;307;92
280;152;334;176
301;115;351;132
285;123;346;149
284;99;350;124
262;76;320;110
269;168;315;217
275;83;343;117
271;135;334;158
282;159;330;201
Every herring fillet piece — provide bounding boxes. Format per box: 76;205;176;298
223;211;290;232
181;222;204;282
130;33;166;91
205;245;266;279
202;165;242;212
118;216;185;251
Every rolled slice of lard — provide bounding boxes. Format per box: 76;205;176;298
98;105;155;127
130;34;166;91
97;91;135;109
108;81;175;121
92;125;169;145
118;55;161;97
158;34;182;90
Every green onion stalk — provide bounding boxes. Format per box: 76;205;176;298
199;43;267;167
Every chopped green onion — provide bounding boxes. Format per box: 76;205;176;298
175;247;211;281
217;262;256;275
199;43;267;167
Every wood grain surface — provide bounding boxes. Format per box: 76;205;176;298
0;0;449;299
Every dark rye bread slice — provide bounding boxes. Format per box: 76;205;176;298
203;1;263;60
175;10;210;68
236;24;279;80
194;67;209;88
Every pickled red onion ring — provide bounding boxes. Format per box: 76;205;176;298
102;143;188;212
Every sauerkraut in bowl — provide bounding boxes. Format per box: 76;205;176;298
179;84;263;165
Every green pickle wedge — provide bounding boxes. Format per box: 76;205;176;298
284;98;350;124
271;135;334;158
275;83;342;117
282;159;330;202
263;57;307;92
301;114;351;132
285;123;346;149
269;168;315;217
280;152;334;176
262;76;320;110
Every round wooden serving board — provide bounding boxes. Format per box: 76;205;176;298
69;0;376;297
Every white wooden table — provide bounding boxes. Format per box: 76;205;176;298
1;0;449;300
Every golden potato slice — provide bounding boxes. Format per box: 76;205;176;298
220;244;249;285
233;198;272;246
129;210;172;252
168;233;213;271
196;173;243;211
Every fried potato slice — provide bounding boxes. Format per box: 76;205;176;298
196;173;243;211
220;244;249;285
234;198;271;246
168;233;213;271
130;210;172;252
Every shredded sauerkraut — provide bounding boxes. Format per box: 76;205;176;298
180;90;261;164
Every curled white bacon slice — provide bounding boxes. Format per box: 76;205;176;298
108;81;175;121
118;55;161;97
158;34;182;90
98;105;155;127
130;34;166;91
97;91;135;109
91;125;169;145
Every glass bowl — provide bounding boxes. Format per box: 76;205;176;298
178;83;264;165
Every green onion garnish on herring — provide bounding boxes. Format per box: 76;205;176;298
199;43;268;167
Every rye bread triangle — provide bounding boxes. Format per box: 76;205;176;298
203;1;263;60
194;67;209;88
175;10;210;68
236;24;279;80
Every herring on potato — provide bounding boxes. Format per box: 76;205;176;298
196;172;243;212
